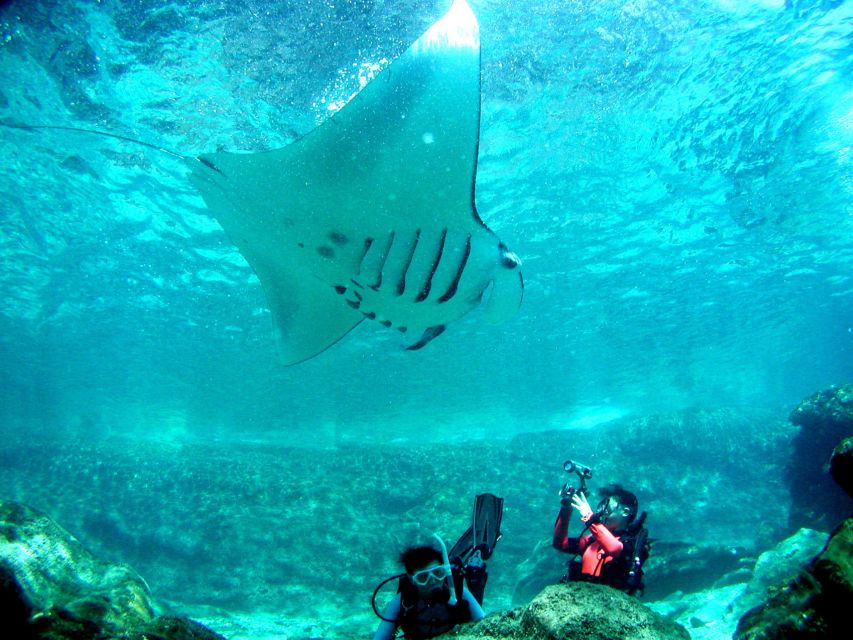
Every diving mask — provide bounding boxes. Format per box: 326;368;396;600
411;564;452;586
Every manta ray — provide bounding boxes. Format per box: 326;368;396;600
10;0;524;365
188;0;523;364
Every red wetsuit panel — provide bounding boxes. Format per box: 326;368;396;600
577;523;624;576
552;506;578;552
553;506;624;577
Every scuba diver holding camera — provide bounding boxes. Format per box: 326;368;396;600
552;460;650;595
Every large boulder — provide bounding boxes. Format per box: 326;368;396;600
452;582;689;640
734;517;853;639
0;500;224;640
787;384;853;531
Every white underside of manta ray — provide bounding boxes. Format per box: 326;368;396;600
186;0;524;365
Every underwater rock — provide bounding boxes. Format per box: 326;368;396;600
642;540;751;600
734;517;853;639
790;383;853;431
787;384;853;531
739;528;829;609
451;582;689;640
830;436;853;499
647;528;828;640
0;500;225;640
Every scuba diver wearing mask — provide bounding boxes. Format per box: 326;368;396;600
372;493;503;639
372;544;485;640
552;465;649;595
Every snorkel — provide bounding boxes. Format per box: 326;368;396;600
432;533;457;606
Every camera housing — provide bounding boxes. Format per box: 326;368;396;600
563;459;592;478
560;459;593;498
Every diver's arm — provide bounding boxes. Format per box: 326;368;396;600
588;523;624;557
372;593;402;640
461;585;485;621
552;504;579;552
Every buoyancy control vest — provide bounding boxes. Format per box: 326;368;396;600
563;511;650;595
397;566;471;639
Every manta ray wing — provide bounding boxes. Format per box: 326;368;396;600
188;0;523;364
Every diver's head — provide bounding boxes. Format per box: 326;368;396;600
595;485;638;533
400;544;451;602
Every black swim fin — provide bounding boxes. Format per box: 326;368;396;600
449;493;504;564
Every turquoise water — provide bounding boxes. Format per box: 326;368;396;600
0;0;852;637
1;0;850;445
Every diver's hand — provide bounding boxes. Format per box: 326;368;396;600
559;484;575;506
571;493;594;522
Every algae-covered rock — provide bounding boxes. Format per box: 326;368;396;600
734;517;853;639
452;582;689;640
0;500;155;634
787;384;853;531
0;500;225;640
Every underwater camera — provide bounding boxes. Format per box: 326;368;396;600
563;459;592;478
560;459;593;499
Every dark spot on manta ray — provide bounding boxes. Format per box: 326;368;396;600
347;299;360;309
334;285;346;295
329;231;348;245
363;311;376;320
398;326;408;333
297;242;305;248
317;245;335;258
380;320;392;327
359;238;374;262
